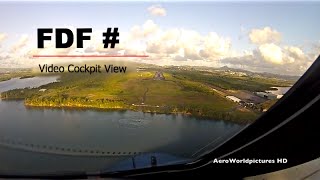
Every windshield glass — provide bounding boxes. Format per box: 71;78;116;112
0;1;319;175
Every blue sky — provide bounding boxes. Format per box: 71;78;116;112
0;1;319;75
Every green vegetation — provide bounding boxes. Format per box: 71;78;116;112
0;68;33;82
0;64;296;123
0;88;38;99
167;69;293;92
20;75;35;79
258;99;278;111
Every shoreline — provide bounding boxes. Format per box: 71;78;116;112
23;101;254;124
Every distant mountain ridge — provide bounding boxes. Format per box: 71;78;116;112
218;65;300;81
163;65;299;81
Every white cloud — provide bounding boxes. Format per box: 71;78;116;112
282;46;305;63
0;33;7;43
126;21;232;62
11;34;29;52
285;46;304;59
249;27;281;44
221;44;313;75
146;29;200;58
147;5;166;17
200;32;232;59
0;20;318;76
258;43;283;64
125;20;159;41
142;20;159;36
38;20;316;75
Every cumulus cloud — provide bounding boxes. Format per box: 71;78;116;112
133;23;232;61
222;44;313;76
148;5;166;17
308;41;320;60
11;34;29;52
249;27;281;44
200;32;232;59
146;41;179;54
258;43;283;64
36;20;315;75
0;33;7;43
282;46;305;63
142;20;159;36
124;20;160;41
146;29;199;57
0;20;318;76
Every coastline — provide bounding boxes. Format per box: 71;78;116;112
24;101;256;124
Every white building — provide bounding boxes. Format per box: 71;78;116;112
255;92;277;100
277;95;284;99
226;96;241;103
39;89;47;92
